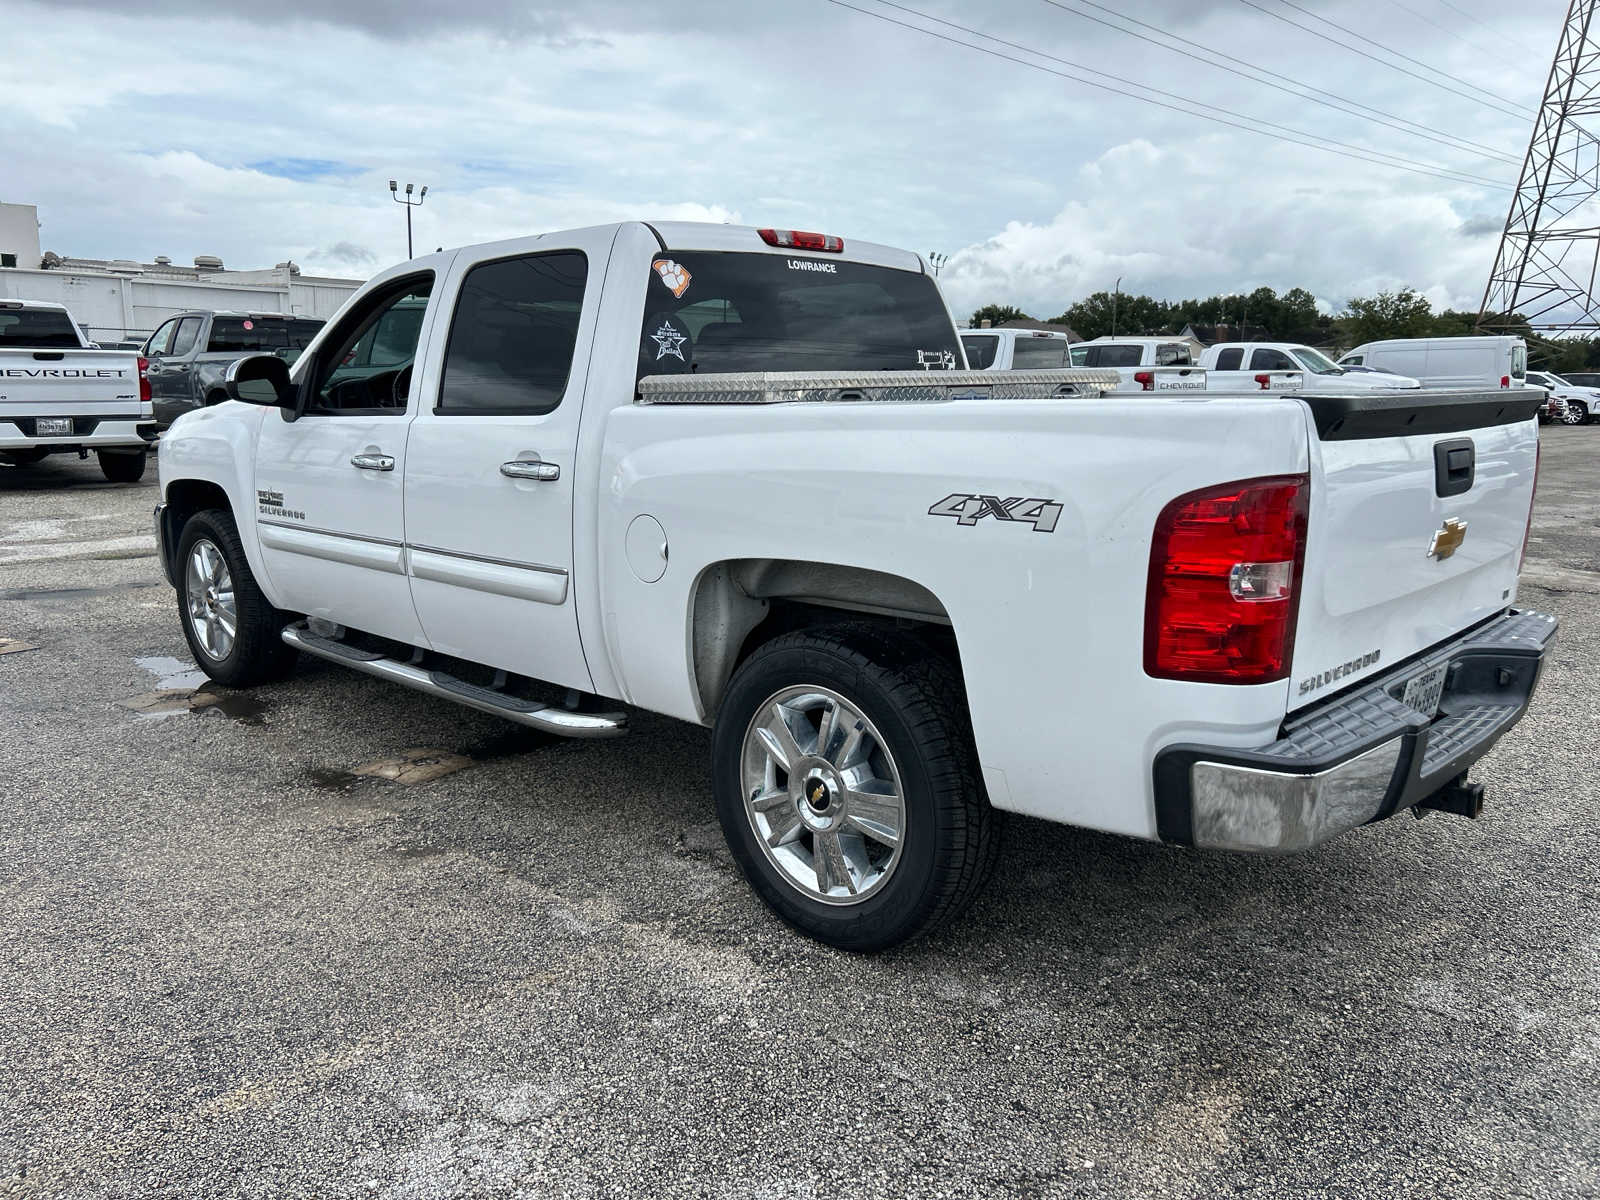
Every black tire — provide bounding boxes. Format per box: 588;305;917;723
175;508;298;687
97;450;147;483
712;623;999;952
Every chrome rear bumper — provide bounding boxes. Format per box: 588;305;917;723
1153;609;1558;853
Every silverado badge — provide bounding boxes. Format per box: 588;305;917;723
1428;517;1468;561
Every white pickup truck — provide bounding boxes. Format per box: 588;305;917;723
0;299;156;480
1199;342;1421;394
1069;336;1213;393
153;221;1556;951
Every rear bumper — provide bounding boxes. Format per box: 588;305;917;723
1153;609;1558;852
0;417;157;451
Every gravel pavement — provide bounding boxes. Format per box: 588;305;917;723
1;432;1596;1199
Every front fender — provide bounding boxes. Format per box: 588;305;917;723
158;405;274;602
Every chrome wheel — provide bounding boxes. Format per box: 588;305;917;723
184;538;237;662
1563;399;1588;425
740;685;906;906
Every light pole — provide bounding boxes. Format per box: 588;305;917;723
928;251;948;278
389;180;428;259
1112;275;1123;336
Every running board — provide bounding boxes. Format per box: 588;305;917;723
281;623;627;739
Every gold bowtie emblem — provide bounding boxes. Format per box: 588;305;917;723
809;783;827;805
1429;517;1468;561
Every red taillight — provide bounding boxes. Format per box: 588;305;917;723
1501;375;1511;388
1145;475;1309;684
137;355;152;403
1254;373;1272;390
1134;370;1154;391
757;228;844;252
1520;440;1541;572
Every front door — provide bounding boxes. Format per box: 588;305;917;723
403;233;612;692
253;271;439;645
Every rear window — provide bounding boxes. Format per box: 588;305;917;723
1082;344;1143;368
961;334;999;369
637;252;960;380
0;308;80;349
207;317;325;354
1511;344;1527;380
1011;336;1073;369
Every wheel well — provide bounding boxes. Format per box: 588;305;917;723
689;558;960;720
161;479;232;576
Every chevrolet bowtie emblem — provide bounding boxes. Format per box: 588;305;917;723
1429;517;1468;561
809;783;827;805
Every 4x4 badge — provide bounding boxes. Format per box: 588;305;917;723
928;493;1062;533
1428;517;1468;560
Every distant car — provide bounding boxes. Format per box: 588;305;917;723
1557;371;1600;388
1525;369;1595;425
142;310;324;428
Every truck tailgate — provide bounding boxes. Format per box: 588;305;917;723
0;350;145;418
1290;389;1542;709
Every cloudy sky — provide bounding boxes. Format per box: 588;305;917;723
4;0;1567;318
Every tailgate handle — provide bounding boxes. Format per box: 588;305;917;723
1433;438;1475;497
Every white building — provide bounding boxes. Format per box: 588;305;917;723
0;202;364;343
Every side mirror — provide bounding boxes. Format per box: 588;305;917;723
225;354;293;408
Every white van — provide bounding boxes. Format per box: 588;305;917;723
1338;335;1527;389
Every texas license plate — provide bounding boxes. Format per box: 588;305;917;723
1401;663;1448;718
35;418;71;436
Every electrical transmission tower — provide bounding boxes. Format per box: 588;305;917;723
1479;1;1600;333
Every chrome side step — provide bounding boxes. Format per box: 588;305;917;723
281;622;627;739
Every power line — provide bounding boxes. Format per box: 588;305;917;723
1240;0;1534;120
1040;0;1520;165
1385;0;1531;66
1431;0;1551;58
830;0;1511;189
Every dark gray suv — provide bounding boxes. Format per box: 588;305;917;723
142;311;324;428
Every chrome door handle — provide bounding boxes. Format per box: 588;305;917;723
500;459;560;482
350;453;395;472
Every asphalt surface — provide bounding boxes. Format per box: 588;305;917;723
1;432;1596;1199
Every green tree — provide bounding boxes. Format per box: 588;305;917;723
1340;288;1435;344
1051;291;1172;339
970;303;1030;327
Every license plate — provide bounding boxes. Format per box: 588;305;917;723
35;418;72;436
1401;663;1448;718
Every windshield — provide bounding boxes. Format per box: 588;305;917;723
0;308;80;349
1289;346;1345;375
637;252;960;381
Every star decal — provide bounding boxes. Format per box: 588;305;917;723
651;320;688;362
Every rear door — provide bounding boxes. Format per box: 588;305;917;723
402;231;613;692
1288;391;1542;709
253;271;439;645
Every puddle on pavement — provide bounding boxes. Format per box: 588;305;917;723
351;747;474;785
122;657;267;725
0;638;38;656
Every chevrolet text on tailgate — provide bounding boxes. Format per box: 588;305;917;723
152;222;1556;951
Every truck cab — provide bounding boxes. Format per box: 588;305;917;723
960;327;1075;370
142;310;324;429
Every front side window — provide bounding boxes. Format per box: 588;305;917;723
1343;355;1363;366
308;277;433;414
637;252;960;380
1250;348;1297;371
1083;344;1143;368
170;317;202;356
437;251;587;415
961;334;999;369
144;319;178;356
1011;337;1073;369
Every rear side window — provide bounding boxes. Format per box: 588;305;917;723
638;251;960;379
1083;344;1142;368
1011;337;1072;369
1213;347;1243;370
961;334;999;369
438;250;588;415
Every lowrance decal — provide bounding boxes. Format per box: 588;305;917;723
786;259;836;274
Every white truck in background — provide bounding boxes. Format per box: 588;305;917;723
1067;336;1214;393
154;220;1555;952
959;327;1074;371
0;299;156;481
1199;342;1420;394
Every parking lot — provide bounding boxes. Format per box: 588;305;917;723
0;432;1595;1199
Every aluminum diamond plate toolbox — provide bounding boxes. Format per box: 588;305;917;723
635;369;1123;405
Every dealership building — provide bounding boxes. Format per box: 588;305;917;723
0;201;362;344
